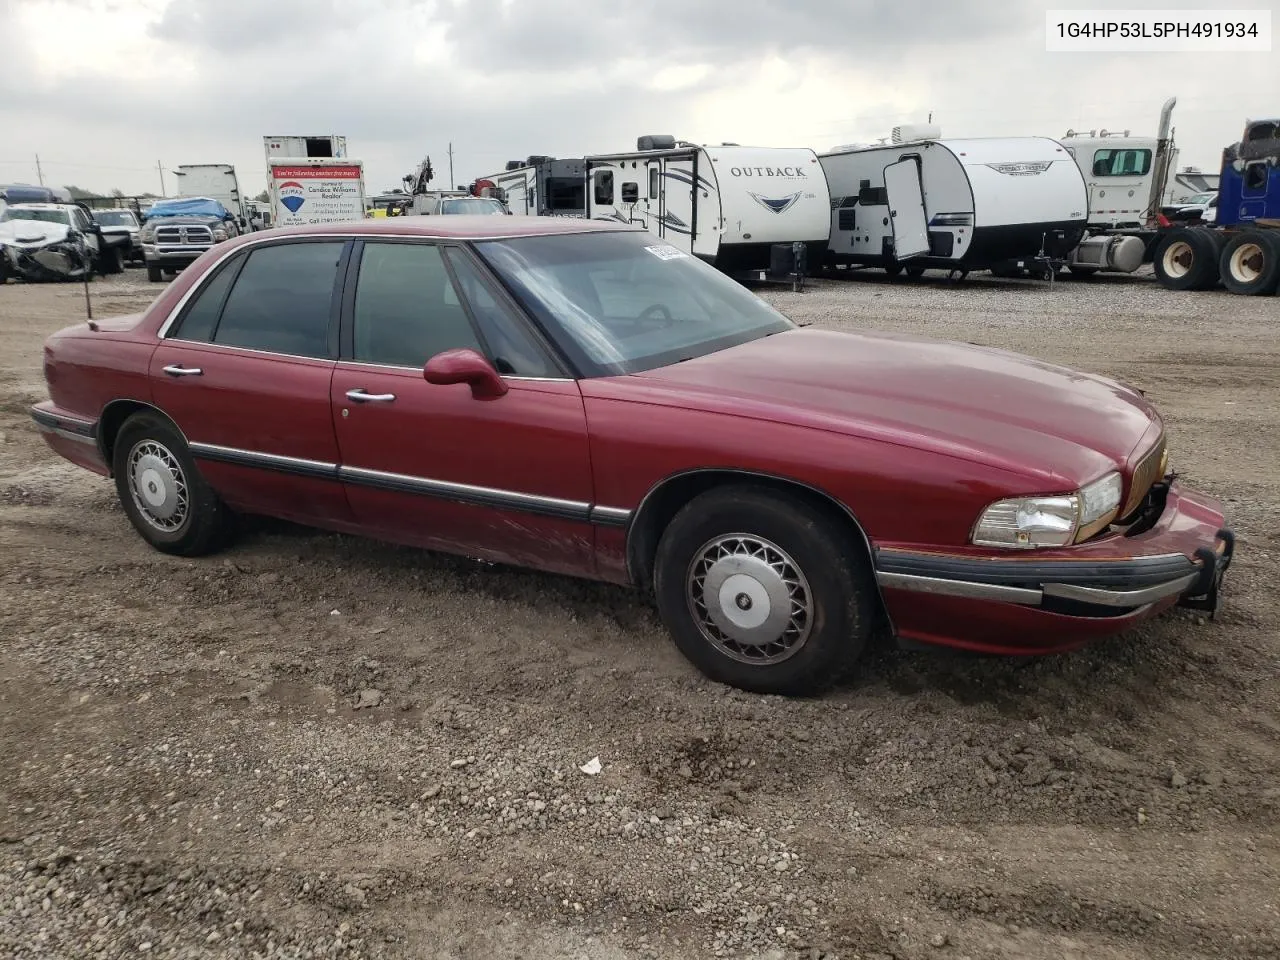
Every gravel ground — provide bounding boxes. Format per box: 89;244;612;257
1;265;1278;960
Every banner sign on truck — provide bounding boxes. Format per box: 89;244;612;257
269;163;365;226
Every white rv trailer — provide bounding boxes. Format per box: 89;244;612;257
475;156;587;217
584;136;832;275
818;126;1088;278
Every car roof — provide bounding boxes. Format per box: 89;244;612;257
245;216;642;241
7;203;73;210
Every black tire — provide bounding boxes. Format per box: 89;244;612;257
112;412;234;557
988;262;1024;279
905;264;926;278
146;263;163;282
1152;227;1219;291
653;486;876;696
1219;231;1280;296
883;263;903;277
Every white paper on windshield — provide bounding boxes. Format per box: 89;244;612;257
643;244;689;261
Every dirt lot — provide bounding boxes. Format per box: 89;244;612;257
1;267;1277;960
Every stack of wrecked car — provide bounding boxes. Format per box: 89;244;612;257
0;203;103;283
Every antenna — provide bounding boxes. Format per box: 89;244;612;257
80;234;94;326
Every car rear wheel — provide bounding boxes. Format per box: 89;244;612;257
653;486;875;696
112;412;234;556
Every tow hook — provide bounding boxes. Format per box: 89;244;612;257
1177;528;1235;618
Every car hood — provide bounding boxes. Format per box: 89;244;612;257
627;328;1159;488
0;219;71;247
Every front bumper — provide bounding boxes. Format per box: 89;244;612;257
874;479;1234;654
143;243;212;267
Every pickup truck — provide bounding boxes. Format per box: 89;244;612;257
139;197;238;282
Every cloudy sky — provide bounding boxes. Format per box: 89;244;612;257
1;0;1274;198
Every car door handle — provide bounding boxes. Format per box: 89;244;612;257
162;364;203;377
345;389;396;403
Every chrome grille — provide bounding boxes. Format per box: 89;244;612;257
154;224;213;245
1122;434;1168;519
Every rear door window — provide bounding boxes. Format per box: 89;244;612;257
212;241;344;358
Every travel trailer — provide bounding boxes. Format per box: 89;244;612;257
584;136;832;275
475;156;587;217
818;125;1089;279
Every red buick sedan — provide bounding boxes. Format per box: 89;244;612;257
32;217;1233;695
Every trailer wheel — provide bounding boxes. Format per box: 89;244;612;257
884;264;903;278
1153;228;1219;291
905;264;926;278
1219;231;1280;296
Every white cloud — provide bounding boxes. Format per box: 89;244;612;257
0;0;1272;197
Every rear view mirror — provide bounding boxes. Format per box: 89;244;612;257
424;348;508;399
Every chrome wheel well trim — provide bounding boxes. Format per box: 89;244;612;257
624;467;891;627
97;399;191;473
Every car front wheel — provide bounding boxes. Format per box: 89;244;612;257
653;486;876;696
112;412;234;556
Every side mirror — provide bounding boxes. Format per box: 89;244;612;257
423;348;508;399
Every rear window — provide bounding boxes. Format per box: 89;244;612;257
1091;149;1152;177
213;242;343;358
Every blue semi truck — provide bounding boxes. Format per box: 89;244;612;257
1152;117;1280;296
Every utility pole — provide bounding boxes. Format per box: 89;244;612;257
157;160;166;197
448;142;454;190
35;154;44;186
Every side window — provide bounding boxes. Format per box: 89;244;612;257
444;250;559;378
649;167;659;199
1091;148;1152;177
593;170;614;205
621;181;639;204
214;242;343;358
169;255;242;342
73;209;90;230
352;242;482;368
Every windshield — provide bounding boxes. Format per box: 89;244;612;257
1187;192;1215;204
94;211;137;226
0;207;70;225
474;231;794;377
441;198;505;215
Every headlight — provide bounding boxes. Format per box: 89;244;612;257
140;224;155;241
972;471;1122;549
213;228;228;242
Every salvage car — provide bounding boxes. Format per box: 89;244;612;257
0;202;123;282
30;218;1234;695
92;208;145;266
140;197;238;283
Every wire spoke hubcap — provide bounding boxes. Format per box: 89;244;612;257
128;440;188;532
687;534;813;665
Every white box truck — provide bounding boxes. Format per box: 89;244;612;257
263;135;348;166
268;158;367;227
173;164;248;227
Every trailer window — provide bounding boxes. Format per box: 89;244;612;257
1091;148;1152;177
620;181;639;204
546;177;584;212
649;168;659;200
593;170;614;205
